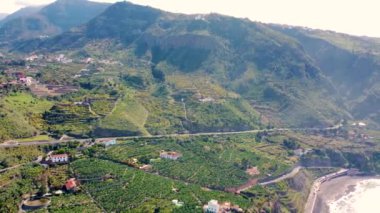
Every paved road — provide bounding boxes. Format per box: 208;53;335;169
259;166;303;186
0;125;341;148
259;166;342;186
0;129;277;148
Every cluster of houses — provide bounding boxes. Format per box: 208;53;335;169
0;72;34;89
25;54;121;66
25;54;73;64
203;200;243;213
347;130;371;142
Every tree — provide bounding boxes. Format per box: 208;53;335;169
283;139;299;150
151;66;165;82
241;158;250;169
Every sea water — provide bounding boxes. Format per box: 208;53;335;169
329;178;380;213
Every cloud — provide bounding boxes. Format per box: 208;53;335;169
14;0;53;7
14;0;35;7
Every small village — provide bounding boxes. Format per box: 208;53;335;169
0;53;83;97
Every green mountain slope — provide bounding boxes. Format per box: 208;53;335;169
13;2;352;129
272;25;380;127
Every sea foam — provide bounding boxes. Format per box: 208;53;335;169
329;178;380;213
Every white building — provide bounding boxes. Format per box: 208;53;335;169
96;138;117;147
50;154;69;163
172;199;184;207
205;200;219;213
19;77;33;86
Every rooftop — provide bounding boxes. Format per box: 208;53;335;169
50;154;68;158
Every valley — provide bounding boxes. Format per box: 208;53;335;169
0;0;380;212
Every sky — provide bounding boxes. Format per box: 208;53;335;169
1;0;380;37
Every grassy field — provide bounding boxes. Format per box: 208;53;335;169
3;93;53;114
0;146;43;168
95;93;147;137
17;135;52;142
0;92;54;141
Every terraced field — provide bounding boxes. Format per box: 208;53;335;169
102;134;292;189
71;158;251;212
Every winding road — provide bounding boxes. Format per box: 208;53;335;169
259;166;303;186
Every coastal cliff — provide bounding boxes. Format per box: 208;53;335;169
269;169;316;212
301;149;380;174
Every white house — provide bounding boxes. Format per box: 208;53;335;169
172;199;184;207
50;154;69;163
204;200;219;213
19;77;33;86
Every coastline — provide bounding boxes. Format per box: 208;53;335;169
306;175;380;213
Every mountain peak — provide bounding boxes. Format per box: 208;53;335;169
84;1;162;41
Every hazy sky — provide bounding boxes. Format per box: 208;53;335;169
1;0;380;37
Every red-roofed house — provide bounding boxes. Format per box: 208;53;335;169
50;154;69;163
14;72;26;79
65;178;77;191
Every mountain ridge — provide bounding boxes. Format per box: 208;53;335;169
0;0;111;43
16;1;350;128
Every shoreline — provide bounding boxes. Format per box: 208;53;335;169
306;175;380;213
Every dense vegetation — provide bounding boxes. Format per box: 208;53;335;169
102;135;292;189
12;1;356;129
71;158;251;212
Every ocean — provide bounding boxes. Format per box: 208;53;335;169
329;178;380;213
